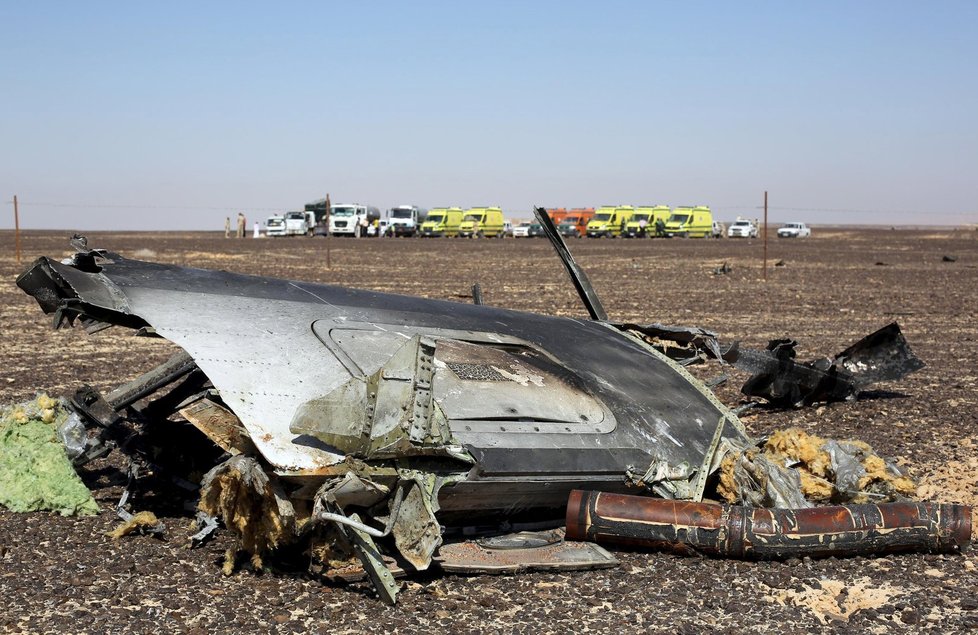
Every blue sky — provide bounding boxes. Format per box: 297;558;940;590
1;1;976;229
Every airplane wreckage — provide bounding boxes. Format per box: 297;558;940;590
15;209;972;604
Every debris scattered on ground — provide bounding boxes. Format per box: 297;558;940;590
767;576;902;625
775;259;786;267
732;323;924;407
0;395;99;516
712;262;732;275
717;427;916;507
107;510;163;539
943;254;958;262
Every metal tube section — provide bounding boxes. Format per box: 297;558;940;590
317;512;389;538
565;490;972;558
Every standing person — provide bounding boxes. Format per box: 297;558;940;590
253;221;260;238
224;217;231;238
638;216;648;237
655;218;666;237
236;213;246;238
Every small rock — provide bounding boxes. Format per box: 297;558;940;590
272;614;289;624
900;608;920;625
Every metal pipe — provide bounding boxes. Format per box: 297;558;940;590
566;490;971;558
317;511;389;538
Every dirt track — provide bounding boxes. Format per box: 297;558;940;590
2;228;978;633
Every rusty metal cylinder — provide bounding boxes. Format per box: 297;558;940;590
565;490;972;558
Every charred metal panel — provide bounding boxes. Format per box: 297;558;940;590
18;253;749;508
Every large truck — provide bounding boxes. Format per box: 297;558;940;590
265;214;287;237
586;206;634;238
664;206;713;238
387;205;428;237
329;204;381;238
419;207;464;237
624;206;671;238
556;208;595;238
285;211;316;236
458;207;506;238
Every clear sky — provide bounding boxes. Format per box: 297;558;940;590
1;1;976;229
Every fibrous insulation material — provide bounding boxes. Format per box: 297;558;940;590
0;395;99;516
197;456;296;571
717;427;916;507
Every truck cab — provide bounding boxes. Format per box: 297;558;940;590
557;208;595;238
329;204;380;238
284;211;314;236
420;208;464;237
624;206;670;238
387;205;428;237
665;206;713;238
266;214;287;237
459;207;505;238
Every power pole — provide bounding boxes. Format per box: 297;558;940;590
763;191;768;281
14;195;21;266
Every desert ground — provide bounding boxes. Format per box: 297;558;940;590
2;227;977;634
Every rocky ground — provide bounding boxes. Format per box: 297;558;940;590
1;228;977;633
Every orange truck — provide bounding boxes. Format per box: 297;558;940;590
546;207;594;238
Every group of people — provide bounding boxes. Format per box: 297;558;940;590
225;213;248;238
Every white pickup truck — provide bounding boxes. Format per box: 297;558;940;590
778;222;812;238
727;218;759;238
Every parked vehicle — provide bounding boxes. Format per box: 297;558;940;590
265;214;287;237
624;206;671;238
557;208;594;238
711;221;725;239
503;221;514;237
419;207;464;237
329;204;380;238
727;218;759;238
527;222;546;238
285;211;316;236
387;205;428;237
778;222;811;238
587;206;634;238
513;221;532;238
665;206;713;238
459;207;506;238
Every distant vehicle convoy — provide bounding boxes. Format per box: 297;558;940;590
778;222;811;238
265;200;800;240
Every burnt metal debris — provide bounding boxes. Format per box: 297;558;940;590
566;490;972;558
12;220;956;604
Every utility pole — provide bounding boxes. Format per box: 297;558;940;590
14;195;21;266
763;191;768;281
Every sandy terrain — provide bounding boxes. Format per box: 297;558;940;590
1;228;977;633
